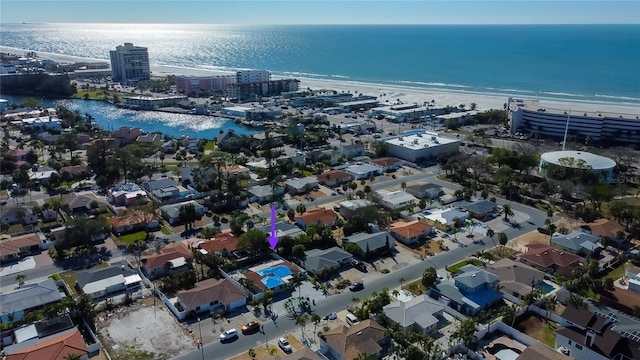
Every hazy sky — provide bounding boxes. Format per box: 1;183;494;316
1;1;639;25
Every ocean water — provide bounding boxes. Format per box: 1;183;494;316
1;23;639;104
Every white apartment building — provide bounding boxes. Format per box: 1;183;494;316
236;70;270;84
109;43;151;84
384;130;460;163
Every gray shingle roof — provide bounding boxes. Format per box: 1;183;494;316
552;230;600;252
383;294;444;330
303;247;352;273
455;264;499;288
0;278;64;314
343;232;391;253
76;261;137;288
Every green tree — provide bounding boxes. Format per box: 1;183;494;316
501;204;514;222
451;317;479;352
498;232;508;257
15;274;26;287
421;267;437;289
238;228;270;257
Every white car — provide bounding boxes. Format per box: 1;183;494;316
278;337;293;353
219;329;238;342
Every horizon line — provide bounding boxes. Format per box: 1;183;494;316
4;22;639;26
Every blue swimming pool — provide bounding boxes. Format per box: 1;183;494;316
537;282;555;294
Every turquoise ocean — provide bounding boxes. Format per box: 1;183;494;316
1;23;639;138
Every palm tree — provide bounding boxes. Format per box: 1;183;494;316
486;227;496;248
501;204;514;222
451;317;478;353
311;313;321;344
498;232;508;257
501;304;519;328
15;274;26;287
295;314;309;340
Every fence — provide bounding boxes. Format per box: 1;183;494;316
136;265;188;320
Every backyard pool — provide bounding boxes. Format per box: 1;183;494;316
537;282;555;294
487;343;522;360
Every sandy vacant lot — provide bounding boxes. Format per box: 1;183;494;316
100;305;195;359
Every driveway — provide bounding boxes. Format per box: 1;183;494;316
0;256;36;277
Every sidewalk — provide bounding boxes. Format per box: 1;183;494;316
0;256;36;277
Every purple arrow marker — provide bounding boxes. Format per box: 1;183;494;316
268;206;279;250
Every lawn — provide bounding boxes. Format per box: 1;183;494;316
516;314;558;349
403;279;427;296
116;231;147;246
205;141;215;151
160;226;172;235
604;261;629;281
58;271;78;297
446;258;484;274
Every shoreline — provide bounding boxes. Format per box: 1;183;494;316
2;45;639;116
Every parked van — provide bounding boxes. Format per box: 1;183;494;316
346;313;359;326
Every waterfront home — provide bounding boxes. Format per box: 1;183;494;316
176;278;247;315
382;295;445;334
113;126;141;146
217;131;244;152
0;278;64;324
136;133;160;143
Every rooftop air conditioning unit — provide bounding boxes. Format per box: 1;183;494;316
413;139;419;144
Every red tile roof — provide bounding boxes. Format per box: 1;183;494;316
390;220;432;239
296;208;337;226
6;328;88;360
199;231;239;253
371;157;401;167
316;170;354;183
519;243;584;268
0;233;41;256
142;242;193;270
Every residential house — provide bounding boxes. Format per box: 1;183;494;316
582;218;628;248
12;314;75;345
136;133;160;143
28;166;58;186
551;230;601;257
244;260;300;294
4;327;89;360
555;306;640;360
341;143;365;159
344;163;383;180
0;233;44;263
320;319;388;360
161;140;177;154
0;278;64;324
485;258;546;300
518;243;585;276
342;232;395;258
11;149;28;161
458;200;499;220
338;199;376;219
389;219;434;245
316;170;354;188
422;207;468;226
221;164;251;177
266;347;323;360
371;157;403;172
301;247;352;275
41;208;58;223
0;206;39;226
247;184;284;204
113;126;141;146
197;230;239;257
159;200;207;226
217;131;244;152
382;295;446;334
176;278;247;315
295;208;337;230
143;176;196;203
373;190;417;210
141;242;193;277
110;210;158;235
284;177;318;195
108;183;148;206
429;264;501;316
405;182;443;200
61;193;109;214
75;261;141;300
256;221;305;239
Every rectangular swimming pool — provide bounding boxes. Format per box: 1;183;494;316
537;282;555;294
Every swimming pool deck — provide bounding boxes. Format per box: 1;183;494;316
480;336;527;360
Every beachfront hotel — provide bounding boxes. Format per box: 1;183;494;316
383;130;460;163
109;43;151;84
508;98;640;145
175;74;236;95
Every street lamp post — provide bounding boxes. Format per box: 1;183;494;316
197;317;204;360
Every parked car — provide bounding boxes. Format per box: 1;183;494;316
278;337;293;353
323;312;337;320
349;282;364;291
219;329;238;342
351;258;366;272
241;320;260;334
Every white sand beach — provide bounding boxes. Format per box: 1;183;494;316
2;45;639;116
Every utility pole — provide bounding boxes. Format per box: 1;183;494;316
197;317;204;360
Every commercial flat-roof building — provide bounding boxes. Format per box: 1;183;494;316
109;43;150;84
384;130;460;163
508;98;640;145
123;95;188;110
539;150;616;181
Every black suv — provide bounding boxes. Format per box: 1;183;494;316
351;258;366;271
349;282;364;291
